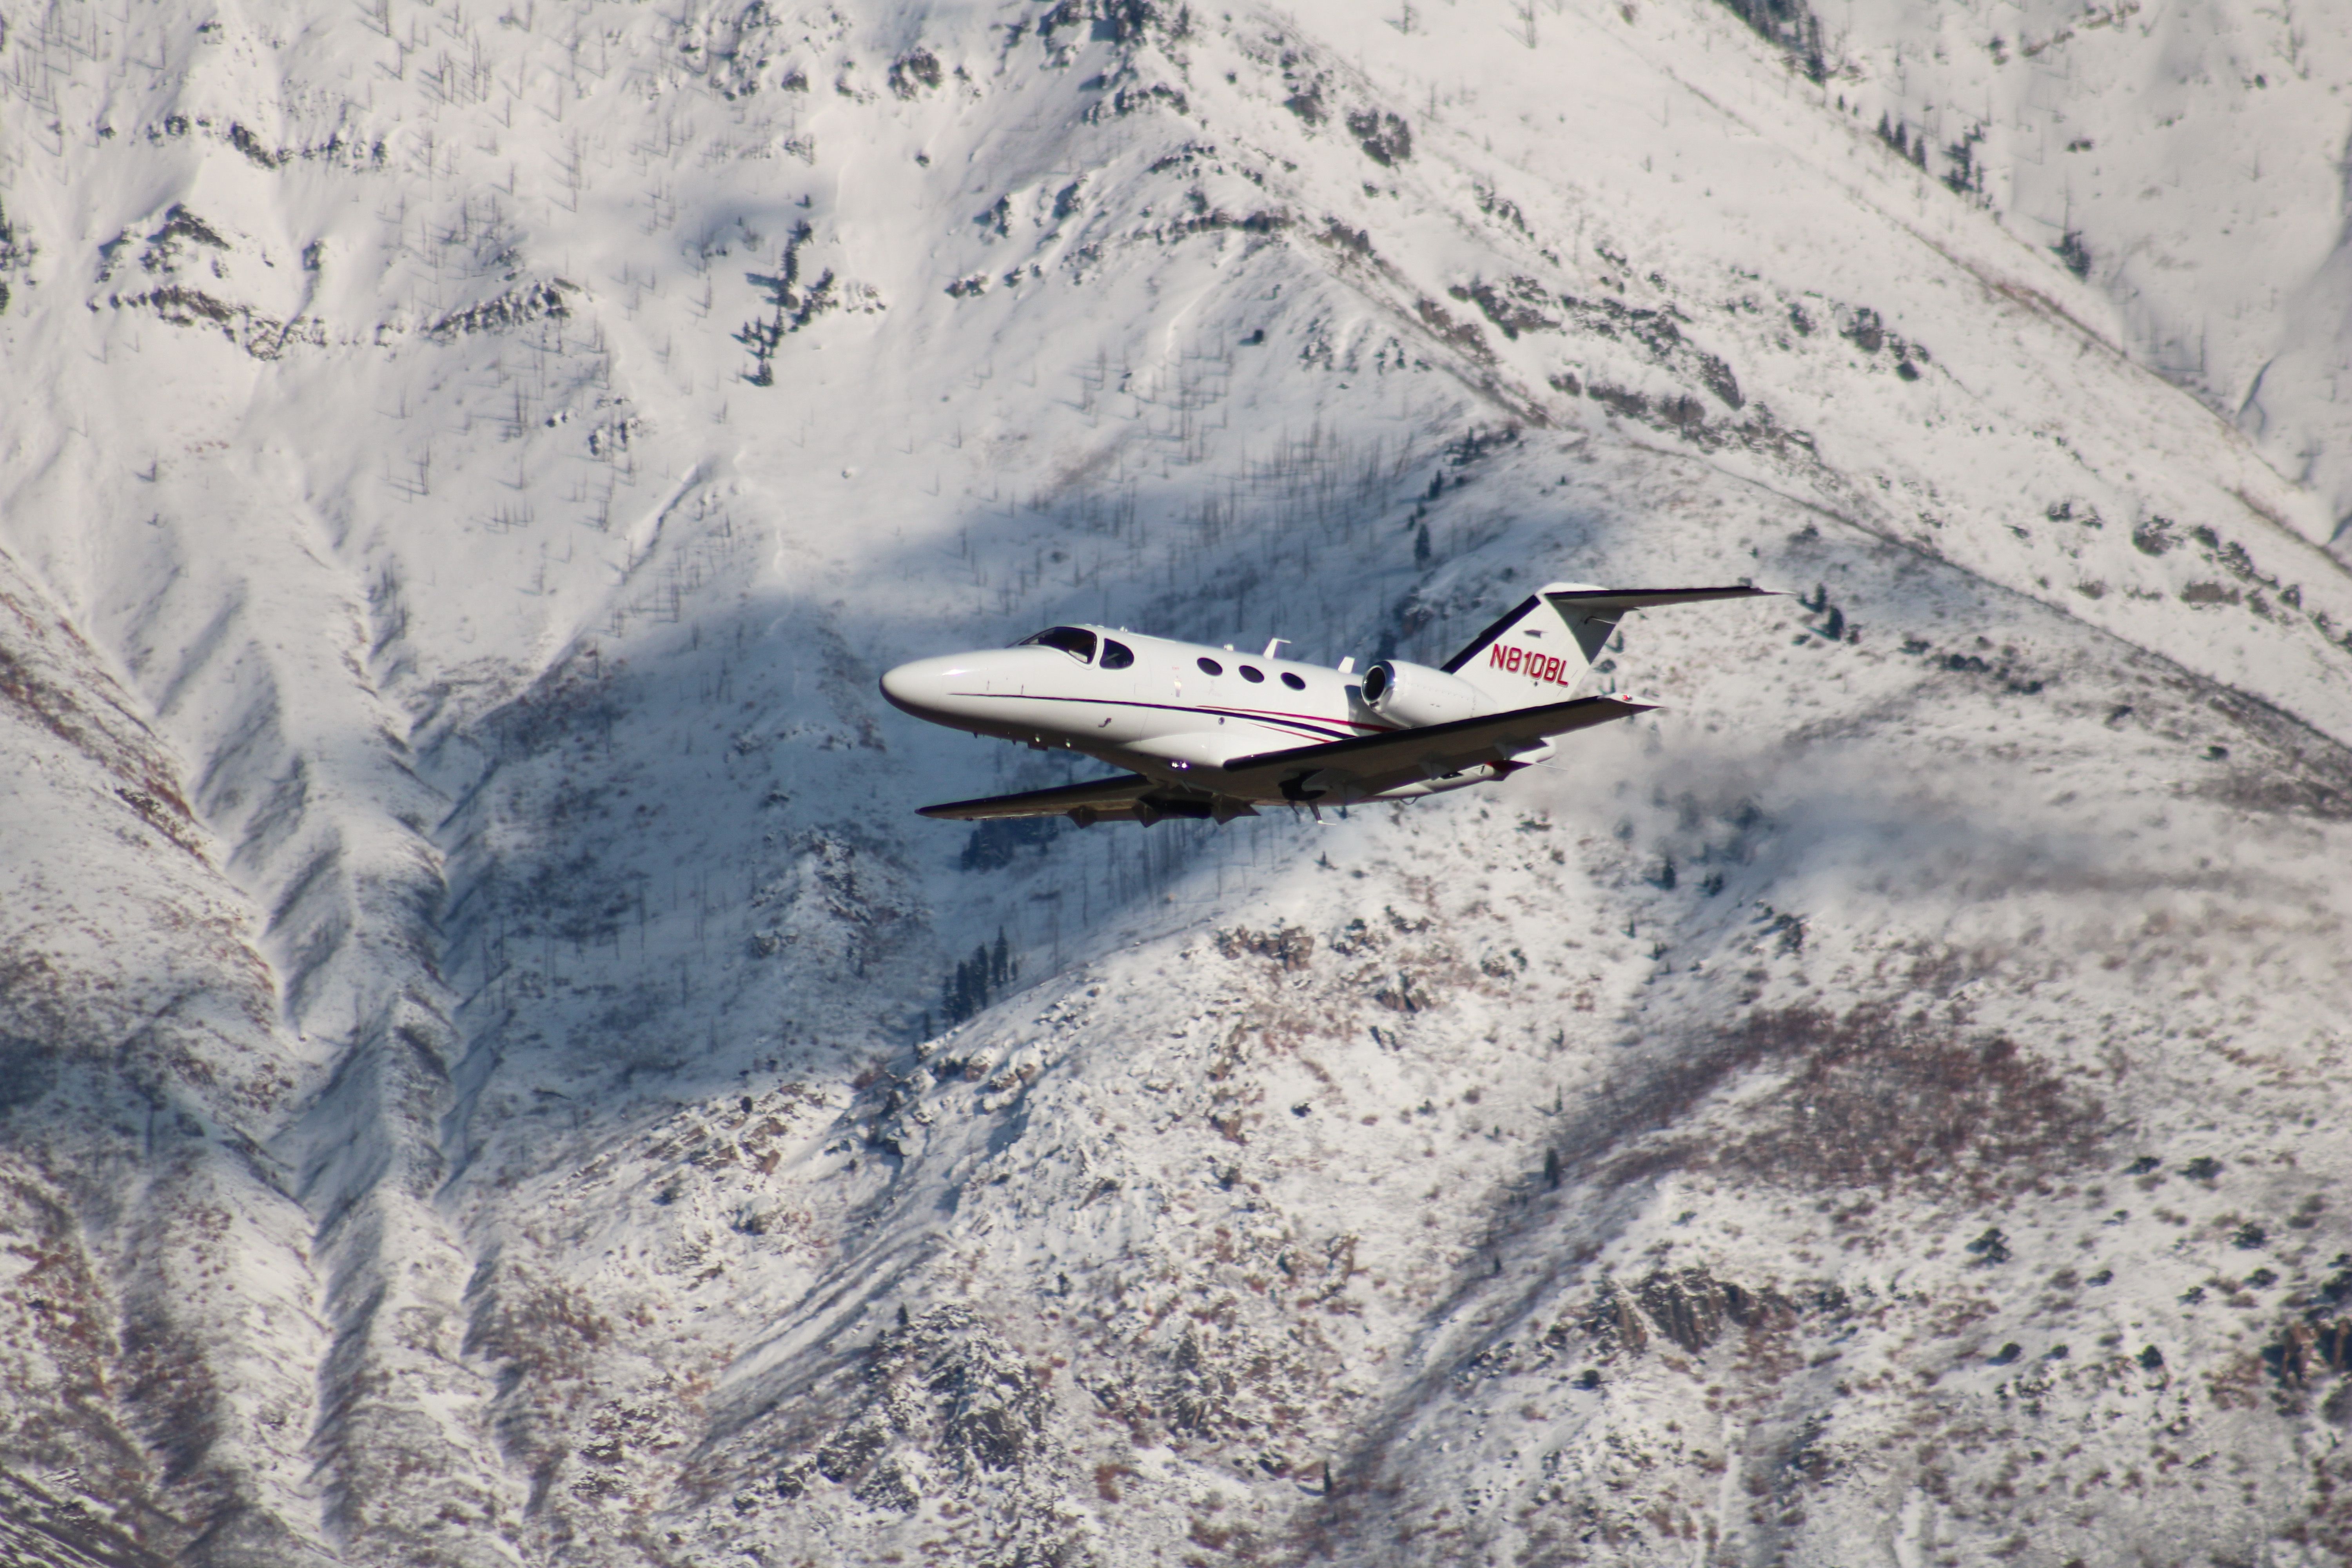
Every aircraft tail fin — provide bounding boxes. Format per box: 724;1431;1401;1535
1441;582;1775;705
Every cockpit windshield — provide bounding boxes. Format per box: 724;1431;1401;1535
1016;626;1098;663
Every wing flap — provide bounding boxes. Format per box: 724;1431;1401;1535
1220;694;1654;791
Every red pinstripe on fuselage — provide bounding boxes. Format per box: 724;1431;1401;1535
881;627;1394;782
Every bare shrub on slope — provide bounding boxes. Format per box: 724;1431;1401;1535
1586;1003;2105;1201
1710;1005;2107;1198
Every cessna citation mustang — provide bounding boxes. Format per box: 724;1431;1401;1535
879;583;1773;826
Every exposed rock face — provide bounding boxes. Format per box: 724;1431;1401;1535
743;1307;1087;1563
1632;1268;1795;1357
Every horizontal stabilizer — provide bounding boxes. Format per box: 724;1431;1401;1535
1539;584;1776;618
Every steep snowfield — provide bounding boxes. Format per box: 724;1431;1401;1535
2;0;2350;1563
0;547;328;1567
1792;0;2352;544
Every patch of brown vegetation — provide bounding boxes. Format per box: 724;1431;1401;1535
463;1266;613;1388
1592;1004;2105;1199
1711;1006;2106;1196
0;583;206;861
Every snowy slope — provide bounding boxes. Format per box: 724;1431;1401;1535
1780;0;2352;544
2;0;2351;1563
0;546;328;1567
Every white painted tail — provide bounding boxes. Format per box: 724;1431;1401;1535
1442;582;1776;707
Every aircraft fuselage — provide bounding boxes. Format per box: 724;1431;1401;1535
881;627;1437;793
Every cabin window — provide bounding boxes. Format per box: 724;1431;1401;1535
1279;671;1306;690
1100;639;1135;670
1196;656;1223;675
1238;666;1265;683
1018;626;1097;662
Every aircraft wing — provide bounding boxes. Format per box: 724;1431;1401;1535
916;773;1256;826
917;774;1161;821
1220;694;1655;795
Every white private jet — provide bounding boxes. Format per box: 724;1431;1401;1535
880;583;1772;826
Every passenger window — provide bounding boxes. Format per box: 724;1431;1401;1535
1279;671;1305;690
1196;656;1223;675
1017;626;1097;662
1239;666;1265;683
1100;639;1135;670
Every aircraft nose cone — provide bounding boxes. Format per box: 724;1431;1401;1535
880;655;958;717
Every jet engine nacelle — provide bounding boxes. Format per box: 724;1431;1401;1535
1359;659;1495;728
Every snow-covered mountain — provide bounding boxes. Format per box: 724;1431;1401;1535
1802;0;2352;543
2;0;2350;1563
